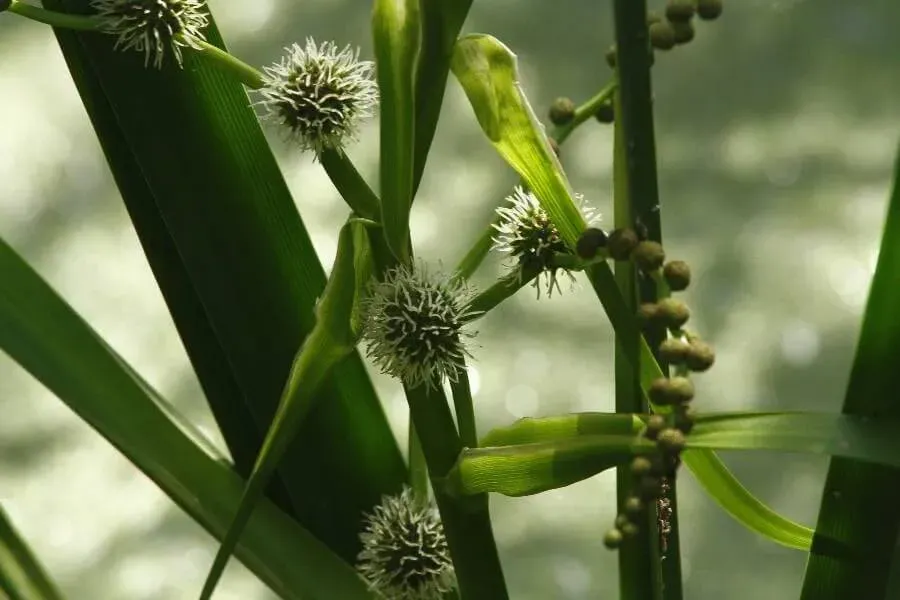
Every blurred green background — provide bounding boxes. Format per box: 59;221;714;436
1;0;899;598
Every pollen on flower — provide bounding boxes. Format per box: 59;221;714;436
257;38;378;156
357;487;456;600
492;186;599;298
361;263;479;389
90;0;209;69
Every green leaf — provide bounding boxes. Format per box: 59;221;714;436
0;505;65;600
46;0;405;561
450;34;587;249
412;0;473;194
450;30;812;552
201;221;361;599
372;0;420;263
479;413;643;447
801;141;900;599
0;236;373;600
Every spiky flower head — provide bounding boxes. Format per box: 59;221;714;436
257;38;378;156
357;487;456;600
90;0;209;69
493;186;599;298
361;263;478;389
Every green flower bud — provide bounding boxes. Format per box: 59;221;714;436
674;405;696;434
657;428;687;454
665;0;696;22
604;528;624;549
663;260;692;291
637;302;660;326
608;228;640;261
644;414;667;440
632;241;666;273
616;514;639;538
685;339;716;371
649;22;677;51
672;20;695;45
624;496;644;516
659;337;691;364
646;9;662;25
697;0;723;20
631;456;653;478
656;298;690;330
549;97;576;126
576;227;608;259
649;376;695;406
594;101;615;124
606;45;617;69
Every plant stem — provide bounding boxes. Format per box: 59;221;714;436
450;371;478;448
403;384;508;599
408;422;429;500
611;0;683;595
193;38;265;89
319;148;381;221
553;81;617;144
7;0;96;30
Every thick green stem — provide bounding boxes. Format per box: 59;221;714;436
319;148;381;221
408;422;429;500
193;39;265;89
450;372;478;448
403;384;508;600
7;0;97;29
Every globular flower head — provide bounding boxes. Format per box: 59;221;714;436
493;186;599;298
257;38;378;156
361;263;478;389
90;0;209;69
357;487;456;600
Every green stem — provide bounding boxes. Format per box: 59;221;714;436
553;81;617;145
464;265;540;319
193;38;265;89
7;0;97;30
450;372;478;448
403;384;508;599
408;422;429;500
4;4;265;90
319;148;381;221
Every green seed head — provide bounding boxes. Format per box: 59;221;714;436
91;0;209;69
644;414;667;439
605;45;617;69
258;39;378;155
608;228;640;261
594;101;615;124
357;487;456;600
697;0;724;20
649;21;677;51
649;376;695;406
672;20;696;45
665;0;696;22
646;9;663;25
637;302;661;326
656;298;690;330
674;405;696;434
663;260;692;291
659;337;691;364
549;97;576;125
657;427;687;454
362;263;478;389
616;514;639;538
624;496;644;516
631;456;653;478
685;339;716;372
576;227;608;259
604;528;624;549
632;241;666;273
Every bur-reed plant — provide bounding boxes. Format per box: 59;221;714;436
1;0;899;599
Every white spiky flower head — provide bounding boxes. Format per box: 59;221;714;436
90;0;209;69
361;263;479;390
257;38;378;156
357;487;456;600
493;185;599;298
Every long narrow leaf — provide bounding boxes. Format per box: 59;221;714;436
373;0;420;262
45;0;405;560
0;506;65;600
201;220;361;599
801;141;900;599
449;31;813;552
0;237;372;600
